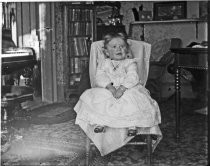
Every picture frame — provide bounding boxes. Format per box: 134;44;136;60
153;1;187;21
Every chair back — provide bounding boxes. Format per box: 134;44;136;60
89;39;151;87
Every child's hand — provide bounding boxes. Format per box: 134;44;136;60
109;87;117;96
106;83;116;97
114;89;124;99
115;86;127;99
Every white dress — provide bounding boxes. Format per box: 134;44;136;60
74;58;162;156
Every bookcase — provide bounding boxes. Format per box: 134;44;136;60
63;4;96;96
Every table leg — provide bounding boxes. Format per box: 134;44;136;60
175;67;181;140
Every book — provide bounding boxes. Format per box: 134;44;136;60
70;58;75;73
72;37;89;56
86;22;91;35
74;58;79;73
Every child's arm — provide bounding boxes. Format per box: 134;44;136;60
122;61;139;88
114;85;127;99
106;83;116;96
95;60;116;95
95;60;111;88
115;61;139;99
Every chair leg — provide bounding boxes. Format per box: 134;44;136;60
85;137;91;166
146;135;152;166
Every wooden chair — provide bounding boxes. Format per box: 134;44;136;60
85;39;162;166
85;134;152;165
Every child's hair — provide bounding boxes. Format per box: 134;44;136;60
103;32;129;49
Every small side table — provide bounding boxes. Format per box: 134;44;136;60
170;47;208;140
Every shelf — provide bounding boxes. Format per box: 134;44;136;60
70;55;89;58
97;25;125;27
62;4;95;9
68;35;92;37
70;72;83;75
130;19;207;25
69;85;79;89
69;20;91;23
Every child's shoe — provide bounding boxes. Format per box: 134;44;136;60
94;125;105;133
127;127;137;136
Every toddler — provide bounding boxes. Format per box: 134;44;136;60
74;32;161;155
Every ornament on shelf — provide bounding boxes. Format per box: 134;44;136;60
132;4;152;21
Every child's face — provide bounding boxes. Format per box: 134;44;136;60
106;37;128;61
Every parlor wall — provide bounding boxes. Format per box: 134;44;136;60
119;1;207;99
10;1;208;103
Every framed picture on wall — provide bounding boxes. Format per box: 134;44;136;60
153;1;187;21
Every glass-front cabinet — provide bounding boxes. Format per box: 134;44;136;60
63;4;96;97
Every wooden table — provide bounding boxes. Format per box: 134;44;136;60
170;47;208;140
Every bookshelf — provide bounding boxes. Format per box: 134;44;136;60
64;4;96;96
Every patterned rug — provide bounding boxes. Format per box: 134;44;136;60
1;102;110;166
1;96;208;166
107;96;208;166
1;119;87;166
2;102;85;165
29;102;76;125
